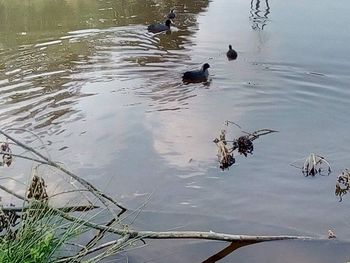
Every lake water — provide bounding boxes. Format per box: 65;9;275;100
1;0;350;262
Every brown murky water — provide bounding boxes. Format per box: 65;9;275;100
1;0;350;262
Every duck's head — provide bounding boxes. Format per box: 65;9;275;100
170;9;175;13
165;19;172;27
229;45;233;50
202;63;210;70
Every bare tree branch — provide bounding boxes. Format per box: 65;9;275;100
50;204;314;243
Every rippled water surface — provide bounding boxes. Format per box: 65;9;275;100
1;0;350;261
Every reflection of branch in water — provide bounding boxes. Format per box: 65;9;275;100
202;241;262;263
250;0;270;30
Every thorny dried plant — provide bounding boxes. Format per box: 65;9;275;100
213;130;236;170
328;229;336;239
335;169;350;202
291;153;331;177
213;121;277;170
302;154;331;176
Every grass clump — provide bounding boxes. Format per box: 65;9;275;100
0;203;84;263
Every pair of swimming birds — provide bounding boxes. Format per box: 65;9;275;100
182;45;237;83
140;43;236;83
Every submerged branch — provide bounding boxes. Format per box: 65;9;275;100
202;241;260;263
49;189;91;199
0;130;127;216
55;234;132;263
0;184;27;201
84;218;117;253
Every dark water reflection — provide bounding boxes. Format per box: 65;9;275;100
250;0;270;30
1;0;350;262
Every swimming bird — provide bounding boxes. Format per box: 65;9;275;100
167;9;176;19
226;45;238;60
182;63;210;83
147;19;171;33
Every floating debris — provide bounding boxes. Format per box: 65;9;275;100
214;121;277;170
302;154;331;176
0;140;12;167
233;136;254;157
335;169;350;202
291;153;332;177
213;130;236;170
328;229;336;239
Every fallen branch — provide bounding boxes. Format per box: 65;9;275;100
51;203;314;242
1;205;99;213
54;201;314;261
